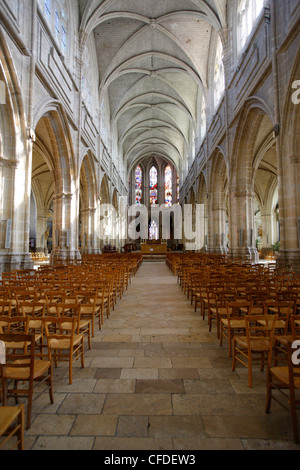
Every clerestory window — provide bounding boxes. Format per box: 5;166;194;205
237;0;265;55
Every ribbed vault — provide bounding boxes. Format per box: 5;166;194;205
79;0;227;174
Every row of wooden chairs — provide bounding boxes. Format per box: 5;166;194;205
0;254;143;437
167;253;300;443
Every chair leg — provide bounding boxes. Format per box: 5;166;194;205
69;350;73;385
88;324;91;350
265;371;272;414
81;337;84;369
290;387;299;444
232;339;236;372
220;325;223;347
228;331;232;357
1;365;7;406
26;383;34;430
48;364;54;404
248;353;253;388
18;404;24;450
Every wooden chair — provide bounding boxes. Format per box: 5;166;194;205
0;316;28;339
208;290;236;338
232;314;278;388
0;301;13;333
291;315;300;337
245;291;269;314
220;301;253;357
265;339;300;443
98;278;113;319
0;405;24;450
193;279;211;317
0;332;53;429
274;315;300;365
78;291;101;337
0;300;12;317
262;301;293;335
43;316;84;384
276;291;299;314
54;302;91;350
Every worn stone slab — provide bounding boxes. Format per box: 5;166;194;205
102;393;172;415
71;414;118;436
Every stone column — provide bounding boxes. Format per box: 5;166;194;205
229;189;258;262
207;192;227;255
36;215;48;253
0;154;33;272
260;209;273;250
80;207;98;254
277;154;300;272
50;192;81;264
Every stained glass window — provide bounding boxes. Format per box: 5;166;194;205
135;165;142;205
165;165;172;207
149;220;159;241
150;166;158;206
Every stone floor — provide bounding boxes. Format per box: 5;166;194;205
16;262;300;450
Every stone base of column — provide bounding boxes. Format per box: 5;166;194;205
277;250;300;274
206;246;227;255
50;249;82;265
80;248;101;255
0;253;34;273
228;247;259;263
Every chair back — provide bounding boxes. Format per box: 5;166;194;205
226;301;252;319
0;333;35;388
0;301;12;316
245;314;278;347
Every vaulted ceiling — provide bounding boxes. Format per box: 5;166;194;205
79;0;227;174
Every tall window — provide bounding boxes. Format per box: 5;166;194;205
39;0;68;56
55;1;67;55
135;165;142;205
44;0;51;19
200;94;206;142
237;0;265;54
214;37;225;109
82;45;93;110
150;166;158;207
165;165;172;207
149;220;159;241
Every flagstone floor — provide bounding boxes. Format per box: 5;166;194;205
20;261;299;450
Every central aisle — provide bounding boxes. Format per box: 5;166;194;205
27;261;296;450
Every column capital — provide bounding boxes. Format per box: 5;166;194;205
0;156;18;168
289;155;300;164
53;192;73;201
234;190;255;199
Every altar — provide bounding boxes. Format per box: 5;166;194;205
141;240;168;258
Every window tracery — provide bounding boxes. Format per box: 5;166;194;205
39;0;68;56
237;0;265;54
165;165;172;207
150;166;158;207
135;165;142;205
